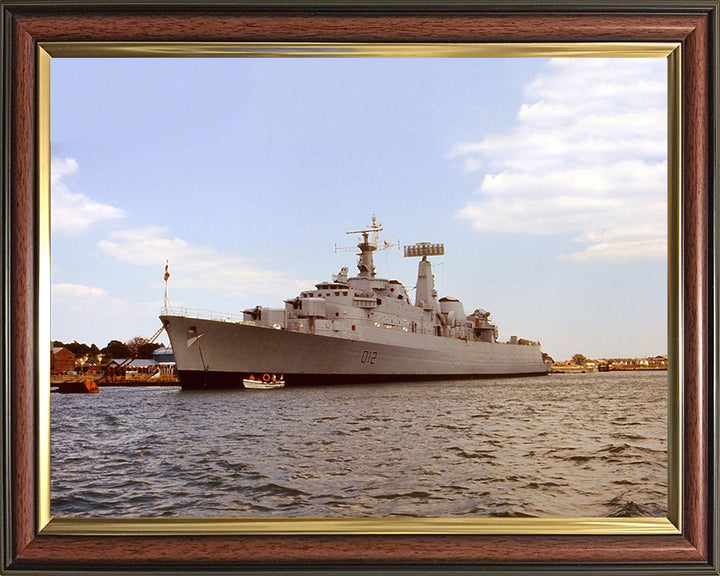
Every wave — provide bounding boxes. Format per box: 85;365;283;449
448;446;497;459
605;499;655;517
375;491;434;500
248;482;310;498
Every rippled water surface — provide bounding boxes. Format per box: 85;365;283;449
51;372;667;518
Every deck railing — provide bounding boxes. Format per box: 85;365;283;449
160;306;244;323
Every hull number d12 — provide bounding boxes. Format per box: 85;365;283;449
360;350;378;365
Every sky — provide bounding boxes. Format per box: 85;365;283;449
50;56;668;361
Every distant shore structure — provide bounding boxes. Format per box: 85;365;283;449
552;355;668;373
49;343;666;387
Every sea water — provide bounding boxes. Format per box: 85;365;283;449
50;371;667;518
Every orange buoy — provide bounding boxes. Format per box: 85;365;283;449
262;373;271;382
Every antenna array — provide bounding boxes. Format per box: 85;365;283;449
403;242;444;258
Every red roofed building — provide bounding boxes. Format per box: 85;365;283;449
51;347;76;373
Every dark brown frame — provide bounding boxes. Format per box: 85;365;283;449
1;1;717;574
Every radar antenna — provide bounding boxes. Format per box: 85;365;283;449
403;242;445;258
403;242;444;309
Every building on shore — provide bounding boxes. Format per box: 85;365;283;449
152;347;176;377
51;346;76;374
103;358;159;379
552;355;668;373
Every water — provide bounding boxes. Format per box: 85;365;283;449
50;371;667;518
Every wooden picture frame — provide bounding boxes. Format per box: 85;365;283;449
1;1;717;573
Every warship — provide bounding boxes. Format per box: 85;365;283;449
160;217;550;389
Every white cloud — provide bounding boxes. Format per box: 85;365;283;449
452;58;667;263
97;226;303;301
52;283;107;299
51;281;136;321
51;157;125;234
562;239;666;263
51;282;159;345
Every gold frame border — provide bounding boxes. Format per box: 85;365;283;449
42;41;678;58
43;516;676;536
37;41;683;537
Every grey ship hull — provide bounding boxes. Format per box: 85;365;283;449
161;315;550;390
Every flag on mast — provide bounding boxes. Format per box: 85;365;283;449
163;260;170;313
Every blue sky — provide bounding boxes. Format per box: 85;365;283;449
50;56;667;361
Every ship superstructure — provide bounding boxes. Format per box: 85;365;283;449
160;216;549;389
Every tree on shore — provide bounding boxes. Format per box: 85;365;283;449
52;340;101;363
53;340;96;358
54;337;164;362
572;353;587;366
101;340;131;359
126;336;162;359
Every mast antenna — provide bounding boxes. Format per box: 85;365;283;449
163;260;171;313
346;214;383;245
346;215;384;278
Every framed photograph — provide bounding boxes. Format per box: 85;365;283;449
2;1;717;574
